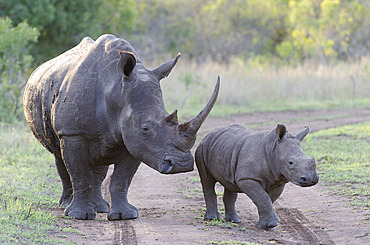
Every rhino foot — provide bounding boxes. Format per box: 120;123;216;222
59;194;72;208
225;213;241;223
108;203;138;220
255;215;280;230
94;198;110;213
204;211;220;221
65;206;96;220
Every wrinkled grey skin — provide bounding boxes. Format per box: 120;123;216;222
195;124;318;230
24;34;220;220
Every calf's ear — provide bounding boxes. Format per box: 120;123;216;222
117;51;136;78
276;124;287;141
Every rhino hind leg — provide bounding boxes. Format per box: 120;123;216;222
54;156;73;208
108;155;140;220
202;179;220;221
198;170;220;220
91;165;110;213
61;137;96;220
223;188;240;223
195;147;220;220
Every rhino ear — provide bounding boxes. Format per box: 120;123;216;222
276;124;287;141
296;126;309;142
152;53;180;81
117;51;136;78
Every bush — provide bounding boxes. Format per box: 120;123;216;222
0;17;39;122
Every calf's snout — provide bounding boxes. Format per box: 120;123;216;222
299;173;319;187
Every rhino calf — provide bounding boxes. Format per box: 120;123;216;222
195;124;318;230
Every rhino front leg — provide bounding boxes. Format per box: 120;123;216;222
237;179;279;230
60;137;96;220
223;188;240;223
54;155;73;208
91;165;110;213
108;155;140;220
268;185;285;204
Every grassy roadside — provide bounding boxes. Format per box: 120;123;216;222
0;123;72;244
0;119;369;243
303;121;370;214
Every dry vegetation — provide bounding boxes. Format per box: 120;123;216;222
160;58;370;117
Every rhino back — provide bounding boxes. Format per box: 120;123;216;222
24;34;138;155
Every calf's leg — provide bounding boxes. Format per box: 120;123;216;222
223;188;240;223
268;185;285;204
237;179;279;230
202;177;220;220
195;146;220;220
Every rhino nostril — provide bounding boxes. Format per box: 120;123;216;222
299;176;307;184
160;160;173;174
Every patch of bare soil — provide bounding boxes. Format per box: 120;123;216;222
53;108;370;245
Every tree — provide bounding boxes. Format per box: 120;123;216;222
0;0;137;64
0;17;39;122
277;0;369;62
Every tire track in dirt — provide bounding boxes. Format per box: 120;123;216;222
103;167;139;245
113;221;138;245
275;205;334;245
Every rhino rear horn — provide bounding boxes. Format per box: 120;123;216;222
296;126;309;142
152;53;181;81
164;110;178;125
179;76;220;134
117;51;136;78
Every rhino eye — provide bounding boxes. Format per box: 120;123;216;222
288;160;294;165
140;126;152;135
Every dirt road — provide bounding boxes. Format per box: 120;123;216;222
54;108;370;245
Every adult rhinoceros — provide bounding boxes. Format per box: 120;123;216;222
24;34;220;220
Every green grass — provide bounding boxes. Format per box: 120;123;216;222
0;123;73;244
203;219;238;229
303;121;370;210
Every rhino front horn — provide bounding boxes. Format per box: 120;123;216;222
180;76;220;134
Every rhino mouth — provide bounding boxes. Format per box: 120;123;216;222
295;175;319;187
159;157;194;174
298;182;317;187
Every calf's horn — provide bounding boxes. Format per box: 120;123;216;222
179;76;220;134
296;126;309;142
